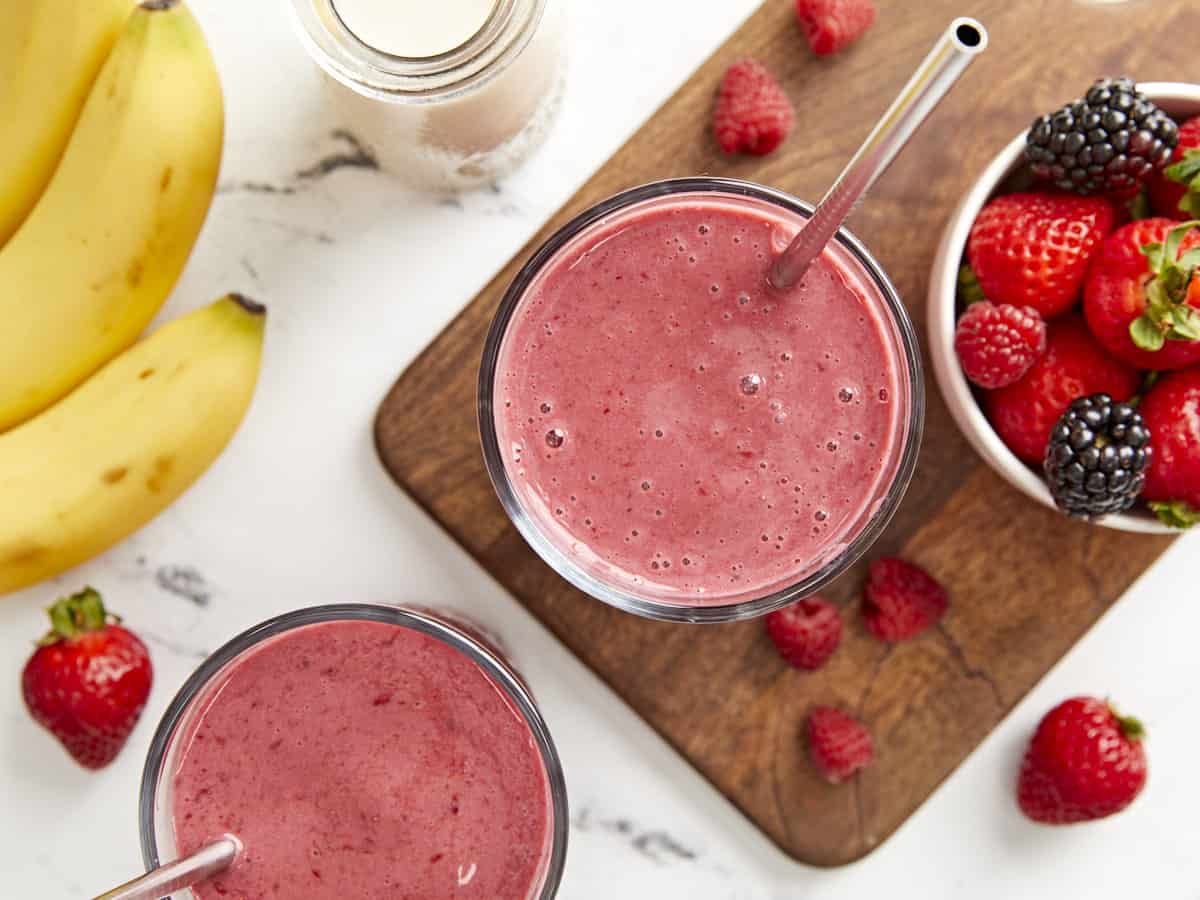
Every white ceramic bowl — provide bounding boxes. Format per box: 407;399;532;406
928;82;1200;534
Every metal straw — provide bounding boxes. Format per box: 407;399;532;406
769;17;988;289
92;835;240;900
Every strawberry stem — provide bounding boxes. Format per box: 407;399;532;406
1109;703;1146;743
41;588;111;646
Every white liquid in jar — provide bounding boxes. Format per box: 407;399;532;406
333;0;497;58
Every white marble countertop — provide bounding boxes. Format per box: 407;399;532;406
3;1;1199;896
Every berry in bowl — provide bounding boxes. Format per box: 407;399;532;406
929;78;1200;532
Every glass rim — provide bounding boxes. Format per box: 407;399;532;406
477;177;925;624
138;603;569;899
288;0;548;103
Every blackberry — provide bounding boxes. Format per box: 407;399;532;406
1044;394;1152;519
1025;77;1178;196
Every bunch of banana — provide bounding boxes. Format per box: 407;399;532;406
0;0;224;432
0;295;265;596
0;0;132;244
0;1;267;597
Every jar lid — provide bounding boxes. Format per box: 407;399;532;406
330;0;498;58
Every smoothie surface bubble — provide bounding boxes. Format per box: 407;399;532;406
838;387;856;403
539;402;552;414
545;428;565;448
740;373;763;395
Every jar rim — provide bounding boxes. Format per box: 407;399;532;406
477;177;926;624
288;0;549;103
138;603;569;899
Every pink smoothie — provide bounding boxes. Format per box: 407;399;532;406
495;195;906;604
172;619;553;899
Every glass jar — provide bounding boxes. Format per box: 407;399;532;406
290;0;565;190
478;178;925;623
140;604;568;898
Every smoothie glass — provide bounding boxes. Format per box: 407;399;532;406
139;604;568;899
479;178;924;623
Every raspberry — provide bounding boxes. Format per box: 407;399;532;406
807;706;874;784
712;60;794;156
862;557;947;642
765;597;842;671
954;300;1047;389
795;0;876;56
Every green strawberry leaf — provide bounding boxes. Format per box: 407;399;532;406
1178;247;1200;271
1168;306;1200;341
1140;240;1166;272
1149;500;1200;529
1129;188;1153;221
1181;191;1200;219
1164;149;1200;188
1131;314;1166;351
956;264;987;307
1162;220;1200;268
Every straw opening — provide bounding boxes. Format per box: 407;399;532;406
952;18;987;53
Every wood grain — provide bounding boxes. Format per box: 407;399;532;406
374;0;1184;866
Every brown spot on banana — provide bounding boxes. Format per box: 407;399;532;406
145;455;175;493
126;259;144;288
102;466;129;485
160;167;173;192
2;542;44;566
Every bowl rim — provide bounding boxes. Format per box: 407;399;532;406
927;81;1200;535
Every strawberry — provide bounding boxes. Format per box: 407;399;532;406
1017;696;1147;825
1138;367;1200;527
1083;218;1200;370
794;0;876;57
806;706;874;783
22;588;153;769
966;192;1116;319
712;60;794;157
954;299;1047;389
985;315;1140;464
861;557;947;642
765;596;842;670
1148;116;1200;220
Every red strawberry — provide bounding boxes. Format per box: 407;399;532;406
954;299;1047;389
1148;116;1200;220
712;60;794;157
1083;218;1200;370
806;706;874;783
1138;367;1200;527
967;192;1116;319
862;557;947;642
22;588;153;769
985;315;1140;464
765;596;842;670
795;0;876;57
1017;696;1147;824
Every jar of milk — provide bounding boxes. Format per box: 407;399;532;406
290;0;565;190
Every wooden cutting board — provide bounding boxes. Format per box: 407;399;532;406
375;0;1186;866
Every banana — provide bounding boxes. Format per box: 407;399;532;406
0;295;265;597
0;0;133;245
0;0;224;433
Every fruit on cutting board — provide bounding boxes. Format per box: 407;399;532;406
861;556;947;642
765;597;842;671
21;588;152;769
1017;696;1147;824
0;0;224;433
0;0;132;246
0;295;265;597
712;59;794;157
806;706;874;784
